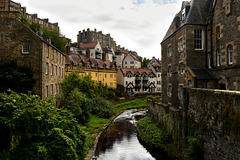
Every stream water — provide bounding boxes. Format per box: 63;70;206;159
93;110;174;160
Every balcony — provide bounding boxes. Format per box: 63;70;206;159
143;77;149;81
135;77;141;81
143;83;148;88
96;54;101;59
135;84;141;88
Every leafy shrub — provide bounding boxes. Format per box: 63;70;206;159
0;90;86;159
91;97;113;118
183;137;203;160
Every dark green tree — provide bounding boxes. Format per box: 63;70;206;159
0;61;35;94
0;90;86;160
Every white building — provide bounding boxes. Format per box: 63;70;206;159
79;41;102;59
123;54;141;68
148;57;161;93
117;68;158;94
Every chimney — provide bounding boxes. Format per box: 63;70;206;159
102;52;106;61
86;49;90;58
66;46;71;55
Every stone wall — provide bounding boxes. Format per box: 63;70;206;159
148;88;240;160
183;88;240;160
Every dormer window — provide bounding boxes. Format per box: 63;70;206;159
182;8;186;20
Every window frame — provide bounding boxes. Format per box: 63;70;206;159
227;45;233;65
194;29;203;50
22;45;30;54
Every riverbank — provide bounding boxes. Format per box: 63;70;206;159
136;116;181;160
84;98;147;160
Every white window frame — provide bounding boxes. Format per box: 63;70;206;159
228;45;233;65
216;49;221;67
46;63;49;75
22;45;30;54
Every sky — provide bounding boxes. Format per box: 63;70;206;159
15;0;183;59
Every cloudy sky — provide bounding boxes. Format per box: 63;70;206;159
16;0;183;59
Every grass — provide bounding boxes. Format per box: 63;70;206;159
83;98;148;154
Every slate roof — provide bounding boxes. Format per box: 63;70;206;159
191;68;216;80
65;54;113;69
121;68;153;75
80;42;97;48
162;0;214;42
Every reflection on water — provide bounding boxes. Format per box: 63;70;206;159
94;110;174;160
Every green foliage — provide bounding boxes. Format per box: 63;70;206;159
137;56;150;68
146;95;162;103
183;137;203;160
0;90;86;160
21;14;68;53
114;98;147;112
42;27;68;53
0;61;35;94
91;97;113;118
137;116;172;148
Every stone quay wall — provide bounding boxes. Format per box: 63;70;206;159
148;88;240;160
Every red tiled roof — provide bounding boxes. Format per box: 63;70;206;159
131;55;139;61
80;42;97;49
121;68;153;75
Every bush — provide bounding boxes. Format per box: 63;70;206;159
0;90;86;159
183;137;203;160
91;97;113;118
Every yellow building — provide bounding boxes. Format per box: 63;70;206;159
65;54;117;88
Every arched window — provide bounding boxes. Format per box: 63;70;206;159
216;49;221;67
227;45;233;65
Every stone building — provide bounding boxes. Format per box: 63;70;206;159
161;0;216;109
161;0;240;109
122;53;141;69
117;68;158;94
0;11;65;99
207;0;240;90
77;28;116;51
0;0;59;31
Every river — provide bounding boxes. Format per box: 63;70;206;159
93;109;174;160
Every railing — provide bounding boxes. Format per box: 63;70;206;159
135;84;141;88
143;77;149;81
135;77;141;81
143;83;148;88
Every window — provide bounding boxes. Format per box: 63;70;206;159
110;82;113;87
110;74;113;78
55;84;57;95
188;80;192;87
179;63;184;74
50;84;53;96
55;66;57;76
51;64;53;75
168;45;172;56
182;8;186;20
59;67;61;77
56;52;58;62
130;66;134;68
105;74;107;78
216;26;220;41
105;82;107;86
168;85;172;97
46;46;49;58
96;73;97;77
228;45;233;65
202;82;208;89
46;63;49;75
125;62;127;64
216;49;221;66
51;48;54;60
179;38;183;51
46;85;48;98
22;45;30;54
62;68;63;78
208;52;212;68
168;65;172;76
158;74;160;77
59;54;61;63
194;29;203;50
130;61;134;64
126;81;128;85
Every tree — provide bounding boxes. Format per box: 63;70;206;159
0;90;86;160
142;57;150;68
0;61;35;94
